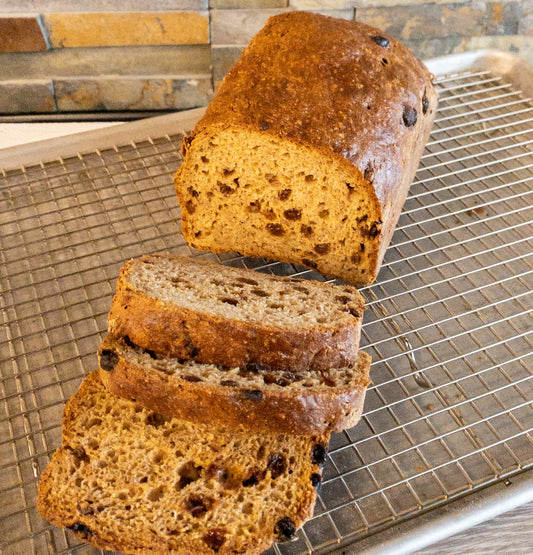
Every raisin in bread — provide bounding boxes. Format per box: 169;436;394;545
98;334;371;435
37;372;329;555
174;11;437;286
107;253;365;372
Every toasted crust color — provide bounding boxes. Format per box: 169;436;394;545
37;372;327;555
98;335;371;435
175;12;437;285
107;254;365;372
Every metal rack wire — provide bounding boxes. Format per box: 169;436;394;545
1;65;532;555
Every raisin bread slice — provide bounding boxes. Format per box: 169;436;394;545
108;253;365;373
37;372;329;555
98;334;371;435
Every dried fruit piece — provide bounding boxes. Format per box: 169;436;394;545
311;473;322;488
203;528;227;552
371;35;389;48
99;349;118;372
236;277;259;286
69;522;92;539
314;243;331;254
266;453;286;479
275;517;296;542
300;224;314;237
181;375;203;383
284;208;302;220
241;389;263;401
311;443;327;466
242;468;265;487
251;288;269;297
263;372;298;386
246;361;270;373
422;94;429;114
220;298;239;306
402;106;418;127
266;223;285;236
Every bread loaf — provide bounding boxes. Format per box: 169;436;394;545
175;11;437;285
37;372;329;555
98;334;371;435
107;253;365;372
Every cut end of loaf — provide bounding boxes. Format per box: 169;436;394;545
175;127;382;285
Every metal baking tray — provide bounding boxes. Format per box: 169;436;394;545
1;50;532;555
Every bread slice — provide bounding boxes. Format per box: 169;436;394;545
37;372;329;555
98;334;371;435
174;12;437;285
107;253;365;372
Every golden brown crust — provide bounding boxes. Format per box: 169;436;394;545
107;255;365;372
98;337;371;435
176;12;438;285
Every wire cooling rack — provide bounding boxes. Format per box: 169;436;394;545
1;52;532;554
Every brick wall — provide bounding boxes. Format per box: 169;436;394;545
0;0;531;115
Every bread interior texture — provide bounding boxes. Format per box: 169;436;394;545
177;128;382;284
127;255;363;329
37;373;325;554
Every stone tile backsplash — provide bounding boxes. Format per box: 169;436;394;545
0;0;531;114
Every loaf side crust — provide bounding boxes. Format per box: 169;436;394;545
108;255;365;372
98;338;371;435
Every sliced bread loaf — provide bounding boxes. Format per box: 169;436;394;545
107;253;365;372
98;334;371;434
37;372;329;555
174;12;437;285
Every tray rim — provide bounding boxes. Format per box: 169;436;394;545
343;470;533;554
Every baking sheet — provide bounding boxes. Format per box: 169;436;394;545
1;51;532;554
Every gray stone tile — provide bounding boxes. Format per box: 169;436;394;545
461;35;533;64
212;45;244;81
211;0;288;8
0;80;56;114
290;0;356;7
211;7;354;45
0;45;211;80
54;76;212;112
357;2;521;41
